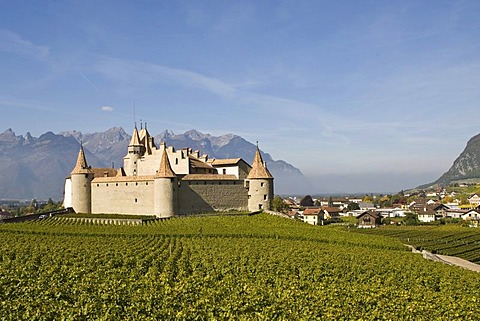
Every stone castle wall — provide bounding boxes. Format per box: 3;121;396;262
90;177;248;216
91;179;155;215
178;179;249;214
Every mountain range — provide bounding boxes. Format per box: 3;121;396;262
0;127;313;200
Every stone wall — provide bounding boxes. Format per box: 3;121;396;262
92;180;155;215
178;180;248;214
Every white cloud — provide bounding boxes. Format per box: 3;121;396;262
100;106;114;112
0;29;49;60
95;58;236;98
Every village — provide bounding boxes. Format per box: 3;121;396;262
277;188;480;228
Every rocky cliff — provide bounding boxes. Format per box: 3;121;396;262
433;133;480;186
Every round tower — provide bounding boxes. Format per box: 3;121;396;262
70;145;94;213
154;149;177;218
246;146;274;212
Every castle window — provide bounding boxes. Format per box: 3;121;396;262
136;182;138;186
96;184;99;187
259;204;263;210
126;183;128;186
106;184;108;187
264;195;267;200
175;158;178;165
135;198;137;203
116;183;118;186
85;174;88;178
223;169;226;175
146;182;148;185
134;161;137;165
261;182;264;187
248;195;251;199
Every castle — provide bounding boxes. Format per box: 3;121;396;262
63;125;273;217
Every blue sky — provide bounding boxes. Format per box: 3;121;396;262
1;1;480;193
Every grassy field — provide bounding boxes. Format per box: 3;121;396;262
1;214;480;320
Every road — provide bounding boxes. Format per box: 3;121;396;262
406;244;480;273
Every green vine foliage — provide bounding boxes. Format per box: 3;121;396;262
0;214;479;320
358;224;480;263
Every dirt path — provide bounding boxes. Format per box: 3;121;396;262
405;245;480;273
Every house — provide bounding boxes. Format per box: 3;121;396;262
415;204;449;222
318;197;350;209
409;199;432;212
445;201;460;209
461;210;480;221
468;194;480;206
358;202;375;211
0;210;14;220
445;209;468;219
356;211;382;228
417;207;436;223
431;204;450;219
322;206;342;221
302;207;324;225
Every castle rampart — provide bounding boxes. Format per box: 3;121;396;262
64;125;273;217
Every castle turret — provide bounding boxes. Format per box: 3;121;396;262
70;145;94;213
154;149;177;218
139;123;154;155
246;145;274;212
124;125;145;176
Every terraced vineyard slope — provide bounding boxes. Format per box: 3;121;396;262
357;224;480;264
1;215;480;320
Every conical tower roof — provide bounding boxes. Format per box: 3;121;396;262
129;126;141;146
247;146;273;179
139;124;152;154
71;145;92;174
156;149;176;178
116;167;126;177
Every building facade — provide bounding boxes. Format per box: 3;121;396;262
64;125;274;217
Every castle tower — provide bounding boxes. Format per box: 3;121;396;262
70;145;94;213
246;145;274;212
124;125;145;176
139;123;154;155
154;149;177;218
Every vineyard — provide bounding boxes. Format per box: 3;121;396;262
1;214;480;320
357;224;480;264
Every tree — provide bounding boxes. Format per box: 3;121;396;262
40;198;61;213
300;195;314;207
404;212;419;226
328;196;334;207
347;202;360;211
272;196;288;213
362;194;374;203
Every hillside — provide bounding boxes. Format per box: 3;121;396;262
1;214;479;319
418;132;480;189
435;133;480;185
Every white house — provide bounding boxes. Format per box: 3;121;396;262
468;194;480;206
301;208;323;225
461;210;480;221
